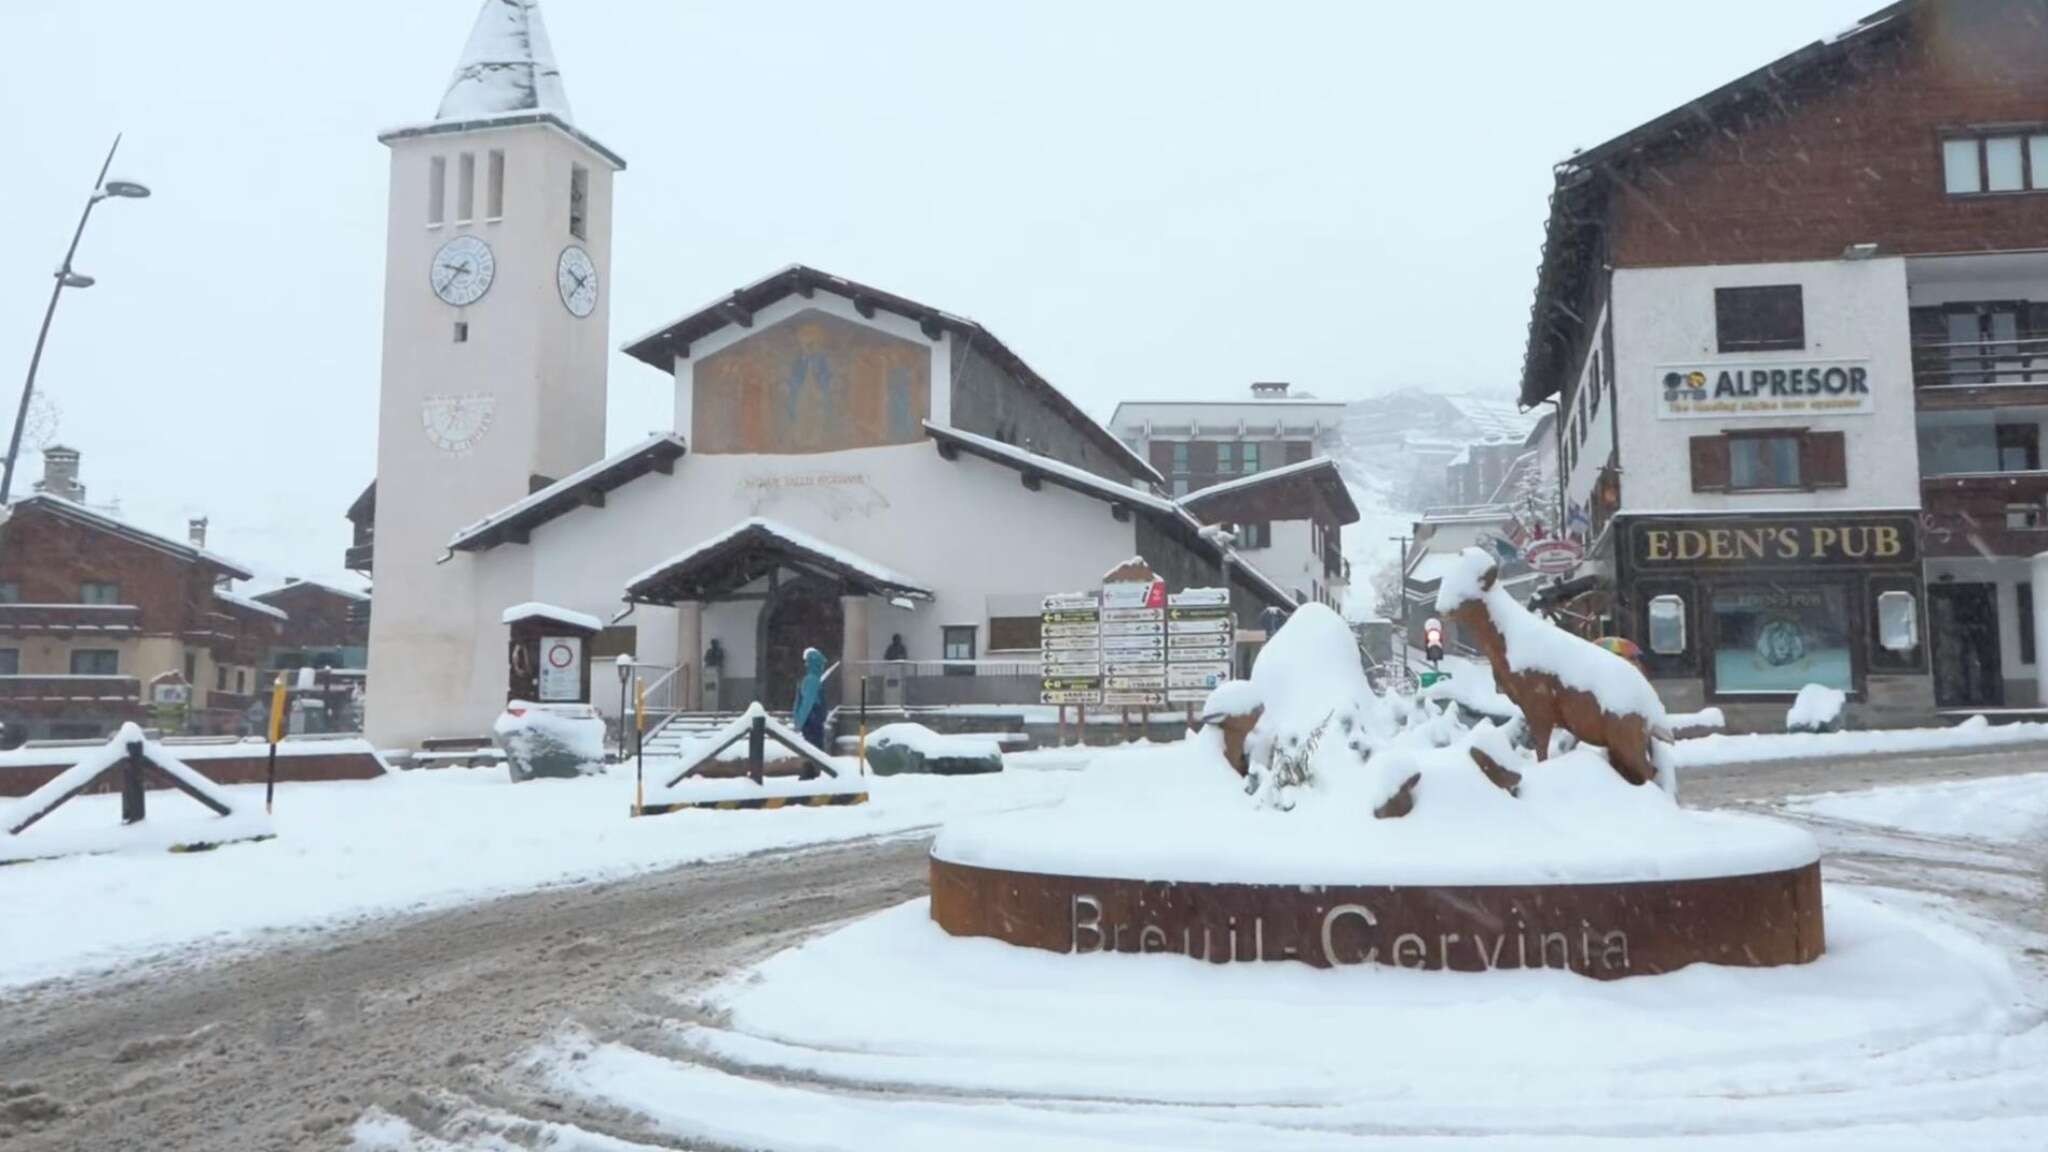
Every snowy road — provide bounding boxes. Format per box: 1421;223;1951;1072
0;747;2043;1150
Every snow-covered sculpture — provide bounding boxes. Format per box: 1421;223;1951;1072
1435;548;1666;787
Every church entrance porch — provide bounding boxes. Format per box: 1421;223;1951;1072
759;576;844;714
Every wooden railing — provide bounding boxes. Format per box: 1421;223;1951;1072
1913;334;2048;389
0;603;142;634
0;675;142;703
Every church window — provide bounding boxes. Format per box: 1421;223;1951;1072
454;321;469;343
427;157;446;226
486;150;505;220
456;153;476;223
569;164;589;239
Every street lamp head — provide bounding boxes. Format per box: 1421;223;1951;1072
101;179;151;199
59;272;95;289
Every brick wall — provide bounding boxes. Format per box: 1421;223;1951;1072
1610;2;2048;269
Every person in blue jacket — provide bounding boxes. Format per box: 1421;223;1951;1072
792;647;828;751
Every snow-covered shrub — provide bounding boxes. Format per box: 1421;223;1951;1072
494;702;606;782
1786;684;1847;733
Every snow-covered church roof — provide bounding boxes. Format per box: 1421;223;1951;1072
436;0;573;122
379;0;625;170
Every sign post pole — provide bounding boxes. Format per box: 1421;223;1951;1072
265;672;288;815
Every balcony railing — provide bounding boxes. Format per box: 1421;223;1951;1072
0;603;142;635
1913;334;2048;401
0;675;143;704
1921;470;2048;557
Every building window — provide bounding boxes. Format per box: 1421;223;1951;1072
71;649;119;676
1170;441;1190;496
79;581;120;605
216;665;228;691
1232;521;1271;549
1217;442;1235;475
1242;442;1261;474
454;321;469;343
1715;285;1805;352
941;625;976;676
236;668;248;694
486;149;505;220
456;152;476;223
1997;423;2040;471
428;156;446;226
184;652;197;682
0;582;17;603
1709;584;1852;694
987;616;1041;652
1944;132;2048;196
1691;430;1845;493
1647;595;1687;655
0;648;18;675
569;164;589;239
1876;590;1919;653
2022;582;2037;666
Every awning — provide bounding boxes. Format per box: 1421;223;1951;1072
625;517;934;605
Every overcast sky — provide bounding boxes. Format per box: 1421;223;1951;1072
2;0;1880;587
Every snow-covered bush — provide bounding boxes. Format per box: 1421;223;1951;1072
1786;684;1847;734
494;702;606;782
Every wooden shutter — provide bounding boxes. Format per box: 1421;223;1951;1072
1804;431;1847;488
1689;435;1730;492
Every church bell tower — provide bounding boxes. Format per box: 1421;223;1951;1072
365;0;626;748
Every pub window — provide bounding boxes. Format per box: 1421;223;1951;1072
1648;594;1687;655
569;164;589;240
941;625;977;677
2021;582;2037;665
1709;584;1852;694
987;616;1041;652
1876;591;1919;653
79;581;121;605
1716;285;1805;353
1996;423;2040;471
70;648;119;676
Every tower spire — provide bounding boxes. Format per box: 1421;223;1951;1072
435;0;573;123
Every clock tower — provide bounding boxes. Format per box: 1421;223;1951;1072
366;0;625;748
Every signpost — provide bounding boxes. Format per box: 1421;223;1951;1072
1042;566;1238;739
1166;588;1234;704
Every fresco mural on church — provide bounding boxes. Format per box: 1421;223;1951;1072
692;309;930;455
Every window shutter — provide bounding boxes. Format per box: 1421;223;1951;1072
1805;430;1848;488
1690;435;1730;491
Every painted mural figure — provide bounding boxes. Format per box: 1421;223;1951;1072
792;646;828;751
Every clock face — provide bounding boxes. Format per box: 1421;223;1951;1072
420;391;497;455
430;235;496;307
557;246;598;318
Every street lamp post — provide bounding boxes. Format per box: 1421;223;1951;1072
2;134;150;508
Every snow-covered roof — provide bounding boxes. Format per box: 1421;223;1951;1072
626;518;934;605
1177;456;1361;524
10;494;254;580
436;0;572;123
252;577;370;604
923;423;1298;610
1406;553;1461;585
449;434;687;552
214;588;288;623
501;602;602;632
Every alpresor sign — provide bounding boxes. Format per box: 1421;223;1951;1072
1656;359;1873;420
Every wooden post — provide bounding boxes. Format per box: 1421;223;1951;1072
857;675;869;776
1076;703;1087;747
121;735;147;825
749;712;766;784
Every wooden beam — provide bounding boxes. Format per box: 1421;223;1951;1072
936;441;959;462
652;454;675;475
1021;471;1042;492
721;299;755;328
793;275;815;298
1111;504;1132;522
853;295;876;319
919;314;944;341
580;487;606;508
505;526;530;545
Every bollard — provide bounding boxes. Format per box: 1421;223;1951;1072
121;734;147;825
748;712;766;784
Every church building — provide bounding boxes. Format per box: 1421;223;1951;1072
364;1;1294;747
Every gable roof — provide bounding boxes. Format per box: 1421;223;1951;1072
448;434;687;552
1178;457;1361;525
625;517;934;605
252;578;370;605
621;264;1160;486
1518;1;1915;407
11;494;254;580
922;422;1296;609
215;588;288;623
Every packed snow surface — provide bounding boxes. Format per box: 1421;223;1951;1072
1790;769;2048;844
1670;714;2048;769
0;752;1084;989
511;891;2045;1149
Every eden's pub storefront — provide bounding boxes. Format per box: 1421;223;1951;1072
1616;512;1933;729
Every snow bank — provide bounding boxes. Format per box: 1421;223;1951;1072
1787;683;1847;732
1669;716;2048;770
867;724;1001;761
1435;547;1664;722
1790;770;2048;843
494;702;605;781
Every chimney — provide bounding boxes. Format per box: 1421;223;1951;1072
1251;381;1290;399
34;445;85;503
188;517;208;549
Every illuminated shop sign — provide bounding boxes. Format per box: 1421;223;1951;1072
1629;514;1917;568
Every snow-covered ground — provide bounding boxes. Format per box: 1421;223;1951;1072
1788;769;2048;844
0;752;1083;990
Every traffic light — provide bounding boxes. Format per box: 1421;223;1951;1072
1424;617;1444;666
